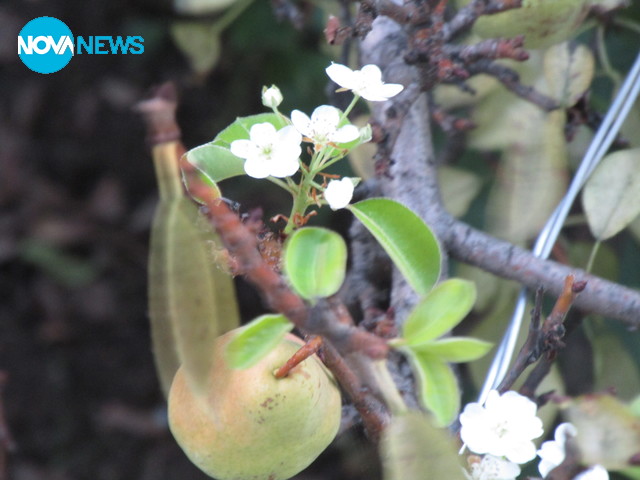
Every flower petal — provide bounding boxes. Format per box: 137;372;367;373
268;156;299;178
243;157;270;179
331;125;360;143
230;139;252;159
324;178;354;210
326;63;356;89
290;110;312;137
249;122;277;144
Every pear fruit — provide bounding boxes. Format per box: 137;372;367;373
458;0;590;49
168;331;342;480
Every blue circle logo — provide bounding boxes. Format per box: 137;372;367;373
18;17;74;74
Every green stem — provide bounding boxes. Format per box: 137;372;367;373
370;360;408;415
211;0;254;33
283;172;313;235
267;176;296;195
614;18;640;36
341;94;360;121
596;26;622;89
585;241;601;274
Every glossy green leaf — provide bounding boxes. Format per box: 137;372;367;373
405;350;460;426
348;198;441;296
564;393;640;470
409;337;493;363
283;227;347;300
185;144;246;187
213;112;283;147
403;279;476;345
380;411;465;480
224;314;294;369
149;143;241;397
583;148;640;240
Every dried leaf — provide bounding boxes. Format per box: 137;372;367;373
149;142;240;397
543;42;594;108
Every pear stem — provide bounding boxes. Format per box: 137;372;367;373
274;336;323;379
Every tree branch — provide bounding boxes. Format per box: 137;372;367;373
360;18;640;329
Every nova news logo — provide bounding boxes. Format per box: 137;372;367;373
18;16;144;74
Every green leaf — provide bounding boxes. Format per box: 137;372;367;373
148;143;240;397
409;337;493;363
283;227;347;300
213;112;283;147
380;411;465;480
185;144;246;187
583;148;640;240
224;314;294;369
405;351;460;426
403;279;476;344
348;198;441;296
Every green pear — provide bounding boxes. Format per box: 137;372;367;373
168;331;342;480
458;0;590;49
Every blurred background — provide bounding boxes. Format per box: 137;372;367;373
1;0;380;478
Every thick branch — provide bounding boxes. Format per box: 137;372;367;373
361;18;640;329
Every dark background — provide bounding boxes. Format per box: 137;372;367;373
1;1;380;478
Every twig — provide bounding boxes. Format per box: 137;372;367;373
496;277;584;393
442;0;523;40
467;60;559;111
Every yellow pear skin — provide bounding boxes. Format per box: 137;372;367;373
168;331;342;480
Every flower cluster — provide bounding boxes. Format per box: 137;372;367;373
460;390;543;471
228;63;403;226
459;391;609;480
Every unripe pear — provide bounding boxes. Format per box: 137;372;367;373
458;0;590;49
168;331;342;480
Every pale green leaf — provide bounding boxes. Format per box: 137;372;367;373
380;411;466;480
410;337;493;363
149;144;240;397
403;279;476;344
224;314;294;369
543;42;594;108
486;108;568;242
171;21;222;75
438;166;482;218
405;351;460;426
283;227;347;300
348;198;441;296
583;148;640;240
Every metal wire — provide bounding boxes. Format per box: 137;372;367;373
477;51;640;404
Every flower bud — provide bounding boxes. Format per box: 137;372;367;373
262;85;283;109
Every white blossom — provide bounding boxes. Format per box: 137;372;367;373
538;423;609;480
325;62;404;101
290;105;359;147
459;390;544;464
464;455;521;480
230;123;301;179
261;85;283;108
324;178;355;210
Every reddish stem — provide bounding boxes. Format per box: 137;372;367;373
274;336;324;379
